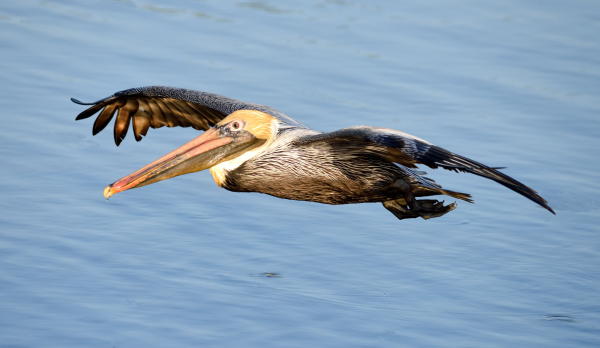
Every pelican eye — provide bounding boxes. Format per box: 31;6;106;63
229;120;243;131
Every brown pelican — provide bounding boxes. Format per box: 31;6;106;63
72;86;554;220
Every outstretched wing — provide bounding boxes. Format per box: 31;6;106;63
298;126;554;214
73;86;301;145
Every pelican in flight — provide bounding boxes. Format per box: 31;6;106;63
72;86;554;220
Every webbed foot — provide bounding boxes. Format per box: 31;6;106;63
383;199;457;220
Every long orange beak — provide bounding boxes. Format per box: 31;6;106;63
103;128;233;199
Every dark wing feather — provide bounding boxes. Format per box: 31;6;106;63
72;86;301;146
92;101;120;135
412;144;555;213
300;127;554;214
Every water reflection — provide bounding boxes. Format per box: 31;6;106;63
238;1;291;14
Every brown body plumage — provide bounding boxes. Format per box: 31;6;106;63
221;128;469;205
73;86;554;220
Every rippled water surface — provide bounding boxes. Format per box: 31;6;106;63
1;1;600;347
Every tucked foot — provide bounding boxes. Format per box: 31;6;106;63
412;199;456;219
383;199;457;220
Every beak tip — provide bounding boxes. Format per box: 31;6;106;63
103;185;114;200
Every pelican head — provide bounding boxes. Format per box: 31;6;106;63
103;110;277;198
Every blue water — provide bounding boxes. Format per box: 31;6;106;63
1;1;599;347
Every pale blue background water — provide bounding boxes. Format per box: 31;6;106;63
1;1;599;347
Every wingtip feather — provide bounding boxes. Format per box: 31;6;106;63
71;97;101;105
543;204;556;215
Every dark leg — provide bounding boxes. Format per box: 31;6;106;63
382;198;457;220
